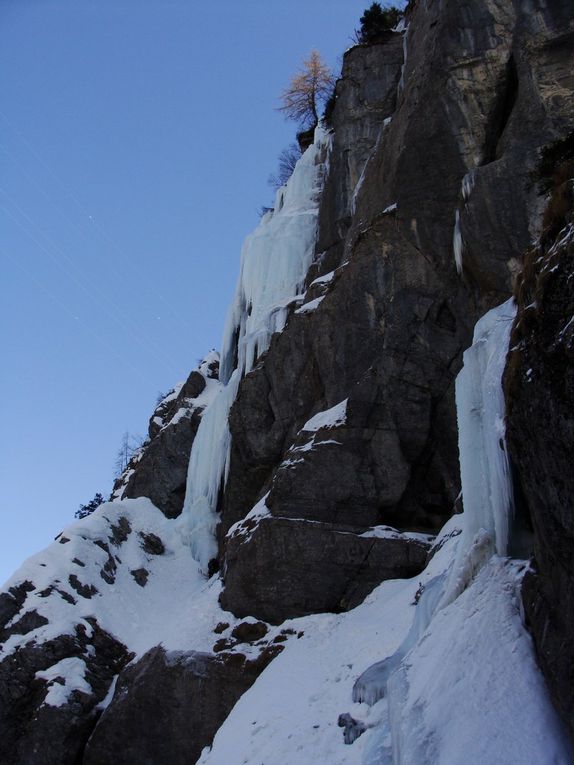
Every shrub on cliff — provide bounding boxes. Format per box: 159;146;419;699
355;3;403;43
268;143;301;191
75;492;105;519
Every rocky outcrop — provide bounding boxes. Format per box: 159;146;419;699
219;0;574;621
221;515;430;623
0;621;130;765
84;646;278;765
0;499;194;764
505;145;574;737
112;353;220;518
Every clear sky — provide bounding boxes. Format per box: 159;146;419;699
0;0;376;586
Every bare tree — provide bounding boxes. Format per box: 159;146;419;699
114;431;143;477
277;50;336;129
268;143;302;190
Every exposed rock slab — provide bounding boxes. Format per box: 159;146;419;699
221;515;430;624
0;624;130;765
84;646;277;765
505;163;574;737
112;353;220;518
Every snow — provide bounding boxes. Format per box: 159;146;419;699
302;399;347;432
295;295;325;314
310;270;335;287
169;406;191;426
182;126;330;573
0;499;235;669
226;493;271;543
159;381;185;406
358;526;434;544
363;558;573;765
198;575;422;765
36;657;91;707
382;203;397;214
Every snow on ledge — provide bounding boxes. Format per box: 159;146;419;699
36;657;92;707
295;296;325;314
226;494;271;543
303;399;348;432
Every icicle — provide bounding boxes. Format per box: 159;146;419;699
453;209;463;274
461;169;475;203
397;25;409;98
182;126;331;573
447;297;517;582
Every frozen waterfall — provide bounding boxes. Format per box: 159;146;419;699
355;298;518;764
180;126;331;573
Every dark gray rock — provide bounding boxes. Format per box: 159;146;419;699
138;531;165;556
221;515;430;624
130;568;149;587
112;355;220;518
84;645;278;765
68;574;98;599
0;581;35;631
310;35;404;278
231;621;268;643
505;159;574;737
0;622;131;765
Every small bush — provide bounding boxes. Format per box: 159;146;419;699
268;143;301;191
76;492;105;519
355;3;403;44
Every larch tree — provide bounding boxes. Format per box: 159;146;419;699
277;50;336;130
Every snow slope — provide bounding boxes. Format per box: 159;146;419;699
0;499;234;679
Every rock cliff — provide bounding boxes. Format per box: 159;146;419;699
1;1;573;762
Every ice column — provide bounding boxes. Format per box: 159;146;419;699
354;298;517;726
181;126;331;573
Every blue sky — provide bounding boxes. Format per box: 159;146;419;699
0;0;375;585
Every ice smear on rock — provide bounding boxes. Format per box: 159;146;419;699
182;127;331;573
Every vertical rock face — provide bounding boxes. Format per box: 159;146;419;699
219;0;574;621
83;647;276;765
505;152;574;736
310;34;404;275
112;353;220;518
